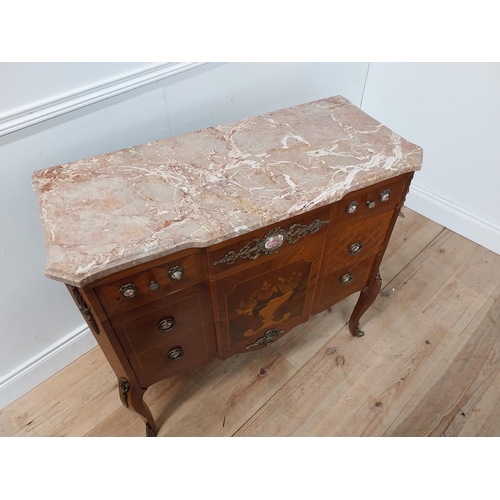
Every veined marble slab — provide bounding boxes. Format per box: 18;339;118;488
32;96;423;286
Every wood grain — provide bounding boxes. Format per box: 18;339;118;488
2;208;500;437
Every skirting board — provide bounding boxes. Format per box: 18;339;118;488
0;325;96;411
405;184;500;256
0;62;206;136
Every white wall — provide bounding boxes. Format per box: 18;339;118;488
361;63;500;255
0;62;369;409
0;63;154;116
0;62;205;135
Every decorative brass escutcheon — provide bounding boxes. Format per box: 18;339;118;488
349;242;363;255
66;285;100;335
355;324;365;337
213;218;329;266
168;265;184;281
119;378;131;407
380;189;391;202
158;317;176;332
119;283;137;299
340;273;354;285
167;347;184;360
245;328;285;349
346;201;358;214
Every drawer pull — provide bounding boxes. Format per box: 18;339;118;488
214;218;329;266
168;265;184;281
119;283;137;299
158;317;176;332
340;273;354;285
167;347;184;360
349;242;363;255
367;200;376;209
380;189;391;202
346;201;358;214
245;328;285;349
149;280;160;291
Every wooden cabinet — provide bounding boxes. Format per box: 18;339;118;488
70;172;412;435
33;96;422;436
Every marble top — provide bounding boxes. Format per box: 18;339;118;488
32;96;422;287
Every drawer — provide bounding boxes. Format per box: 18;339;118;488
323;210;393;273
331;175;407;225
227;284;309;349
217;279;316;359
131;324;217;387
109;283;213;356
213;255;321;358
223;256;317;322
95;249;206;317
207;207;331;277
312;256;378;314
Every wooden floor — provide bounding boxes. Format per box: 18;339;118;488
2;208;500;437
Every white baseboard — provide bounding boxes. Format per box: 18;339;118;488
405;184;500;256
0;325;96;411
0;62;206;136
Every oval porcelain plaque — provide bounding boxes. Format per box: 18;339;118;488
264;234;285;250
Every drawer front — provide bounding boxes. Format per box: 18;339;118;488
132;325;217;386
110;284;213;356
207;208;330;277
217;287;315;359
211;228;326;318
223;256;316;322
95;250;206;317
212;242;324;358
226;284;310;349
312;256;378;314
332;175;407;225
323;210;393;273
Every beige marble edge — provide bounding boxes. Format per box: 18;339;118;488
32;96;423;287
38;168;418;287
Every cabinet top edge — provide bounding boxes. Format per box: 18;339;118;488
32;95;422;287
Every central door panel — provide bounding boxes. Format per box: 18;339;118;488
210;229;327;359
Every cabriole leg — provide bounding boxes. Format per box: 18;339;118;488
348;270;382;337
118;378;157;437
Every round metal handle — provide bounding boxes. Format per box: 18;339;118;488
119;283;137;299
149;280;160;291
340;273;354;285
346;201;358;214
349;242;363;255
380;189;391;202
158;317;176;332
367;200;376;209
167;347;184;360
168;265;184;281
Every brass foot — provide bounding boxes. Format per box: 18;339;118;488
146;423;157;437
355;324;365;337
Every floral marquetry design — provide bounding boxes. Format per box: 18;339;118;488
234;271;304;316
226;259;312;347
264;233;285;251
